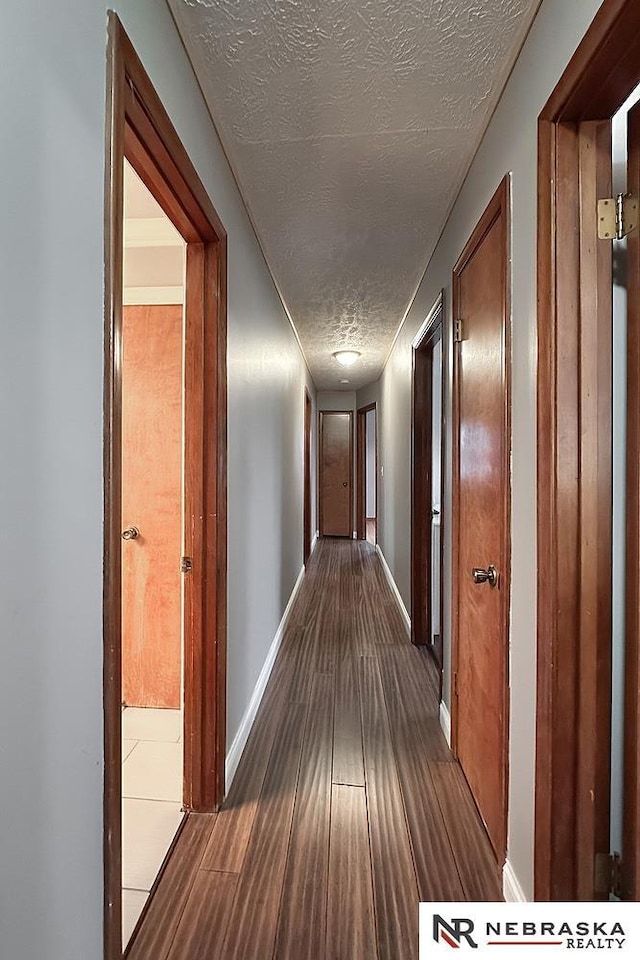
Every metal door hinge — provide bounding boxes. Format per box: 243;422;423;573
180;556;193;573
454;320;465;343
598;193;638;240
594;851;623;898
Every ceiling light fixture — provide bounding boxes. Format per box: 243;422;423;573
340;379;350;384
333;350;361;367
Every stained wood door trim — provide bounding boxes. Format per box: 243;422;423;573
356;402;377;542
411;293;445;679
318;410;354;538
535;0;640;901
105;16;227;958
451;176;511;864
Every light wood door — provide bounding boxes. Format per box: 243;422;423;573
453;181;510;862
122;304;183;708
319;411;353;537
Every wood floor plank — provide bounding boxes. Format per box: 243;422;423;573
376;647;450;761
201;687;285;873
127;814;216;960
220;701;308;960
359;656;420;960
130;540;503;960
431;761;503;900
327;784;378;960
333;653;365;786
377;652;465;900
274;674;335;959
166;870;238;960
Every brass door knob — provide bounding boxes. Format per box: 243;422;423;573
342;482;348;487
472;565;498;588
121;526;140;541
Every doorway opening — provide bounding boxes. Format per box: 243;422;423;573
120;160;186;946
356;403;377;545
104;16;227;957
304;389;313;564
411;294;445;676
536;0;640;902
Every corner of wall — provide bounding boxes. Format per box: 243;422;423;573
375;543;411;635
225;564;305;790
502;859;528;902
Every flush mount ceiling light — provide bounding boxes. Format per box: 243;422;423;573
340;378;350;384
333;350;361;367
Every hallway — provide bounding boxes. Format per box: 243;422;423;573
126;539;501;960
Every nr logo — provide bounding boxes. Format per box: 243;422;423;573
433;915;479;949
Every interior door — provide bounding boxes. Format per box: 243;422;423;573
430;336;443;653
319;411;353;537
453;180;510;862
304;391;312;564
624;99;640;900
411;306;444;672
121;303;183;709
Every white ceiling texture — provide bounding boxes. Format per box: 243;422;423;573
169;0;541;389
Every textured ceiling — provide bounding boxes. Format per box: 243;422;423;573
169;0;540;389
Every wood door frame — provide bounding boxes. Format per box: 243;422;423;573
535;0;640;901
451;176;511;863
104;15;227;958
411;293;445;676
356;402;377;541
318;410;354;537
303;388;312;564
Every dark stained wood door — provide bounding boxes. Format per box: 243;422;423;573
452;179;510;862
411;303;444;680
122;303;183;708
624;100;640;900
319;411;353;537
304;390;312;564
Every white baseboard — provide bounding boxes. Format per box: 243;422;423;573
375;544;411;635
439;699;451;747
225;565;305;791
503;859;528;902
310;532;318;556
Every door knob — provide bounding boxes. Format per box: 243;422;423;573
472;565;498;588
121;526;140;541
343;482;348;487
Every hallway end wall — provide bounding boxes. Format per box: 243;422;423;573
0;3;315;958
375;0;604;899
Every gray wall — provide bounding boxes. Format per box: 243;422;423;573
375;0;604;898
0;2;315;957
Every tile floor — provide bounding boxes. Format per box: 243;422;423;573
122;707;184;948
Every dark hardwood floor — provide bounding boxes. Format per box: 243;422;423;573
126;539;502;960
